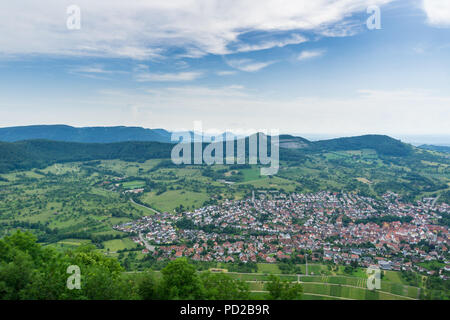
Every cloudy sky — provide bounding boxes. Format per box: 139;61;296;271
0;0;449;137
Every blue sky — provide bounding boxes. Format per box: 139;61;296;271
0;0;449;138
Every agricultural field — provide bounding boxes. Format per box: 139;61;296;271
101;238;138;252
125;262;426;300
122;180;146;189
227;263;424;300
257;263;281;274
139;263;425;300
141;189;210;213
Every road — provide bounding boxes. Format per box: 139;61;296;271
431;194;441;208
139;232;155;252
130;197;161;214
128;198;159;252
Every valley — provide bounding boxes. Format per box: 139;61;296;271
0;135;449;300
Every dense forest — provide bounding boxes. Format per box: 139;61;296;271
312;135;413;156
0;140;173;173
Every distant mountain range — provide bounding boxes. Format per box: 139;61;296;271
0;125;172;143
0;125;420;173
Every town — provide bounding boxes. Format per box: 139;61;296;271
114;191;450;279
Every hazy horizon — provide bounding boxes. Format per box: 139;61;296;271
0;123;449;146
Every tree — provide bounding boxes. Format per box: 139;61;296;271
65;244;128;299
0;230;134;300
138;271;157;300
265;275;303;300
159;258;203;299
0;230;67;300
200;272;249;300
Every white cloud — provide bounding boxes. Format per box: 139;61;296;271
226;59;277;72
70;65;128;75
72;66;110;74
235;34;307;52
135;71;203;82
0;0;393;59
68;65;129;79
422;0;450;27
216;70;237;76
297;49;326;61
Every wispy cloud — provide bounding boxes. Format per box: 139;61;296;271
0;0;394;59
235;34;307;53
226;59;277;72
297;49;326;61
70;65;123;74
216;70;237;76
135;71;203;82
68;65;127;79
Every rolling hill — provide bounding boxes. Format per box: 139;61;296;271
0;132;437;175
0;125;416;158
311;135;413;156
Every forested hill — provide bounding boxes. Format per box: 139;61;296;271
0;140;172;173
0;125;172;143
0;125;414;157
0;134;424;173
311;135;413;156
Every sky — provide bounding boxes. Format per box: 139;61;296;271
0;0;449;139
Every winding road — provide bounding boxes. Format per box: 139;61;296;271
129;198;159;252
